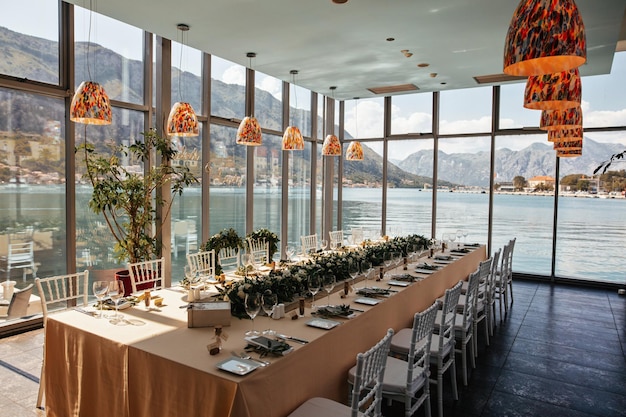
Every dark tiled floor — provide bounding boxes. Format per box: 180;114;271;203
384;280;626;417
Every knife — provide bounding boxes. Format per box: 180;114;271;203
277;334;309;344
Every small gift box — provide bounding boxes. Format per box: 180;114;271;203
188;302;231;328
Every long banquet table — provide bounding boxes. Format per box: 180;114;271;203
43;245;486;417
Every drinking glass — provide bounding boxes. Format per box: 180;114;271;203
462;229;468;245
456;229;464;248
261;292;278;336
449;233;456;250
393;251;403;268
107;280;125;323
244;292;261;336
243;254;254;277
323;275;336;306
92;280;109;319
320;239;328;251
361;260;373;287
441;233;449;252
184;265;196;288
348;261;359;287
383;252;393;276
308;274;321;311
285;245;295;262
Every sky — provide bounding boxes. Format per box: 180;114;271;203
1;0;625;160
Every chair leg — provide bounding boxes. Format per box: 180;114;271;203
437;369;444;417
484;316;490;346
36;362;44;409
461;344;468;386
469;335;475;369
425;379;432;417
450;356;458;401
472;321;478;358
508;278;514;305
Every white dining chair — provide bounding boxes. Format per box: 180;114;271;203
392;281;462;417
2;241;37;281
329;230;344;249
127;257;164;294
300;234;318;255
218;247;240;273
288;329;394;417
486;248;501;337
471;257;494;354
1;283;34;320
495;239;514;321
35;270;90;409
350;228;363;245
186;250;216;282
351;302;438;417
247;238;270;265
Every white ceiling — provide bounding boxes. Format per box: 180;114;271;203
67;0;626;100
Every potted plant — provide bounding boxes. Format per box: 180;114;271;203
77;129;199;292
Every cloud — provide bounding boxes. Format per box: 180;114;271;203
258;76;282;100
222;65;245;85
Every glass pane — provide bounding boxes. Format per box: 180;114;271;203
254;71;282;131
211;55;245;120
345;98;384;139
387;139;434;237
75;108;145;271
492;134;554;276
0;89;65;320
555;130;626;283
581;51;626;128
171;42;202;115
208;124;246;238
287;142;312;257
290;85;311;138
253;134;282;259
440;87;491;135
436;137;490;246
171;125;203;273
499;83;541;129
0;0;59;84
316;95;324;140
391;93;432;135
342;141;383;239
75;7;144;104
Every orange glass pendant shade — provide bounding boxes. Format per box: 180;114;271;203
322;134;341;156
504;0;586;76
556;148;582;158
524;68;581;110
167;102;199;137
346;141;364;161
70;81;112;125
547;127;582;142
282;126;304;150
553;138;583;150
540;106;582;130
236;116;263;146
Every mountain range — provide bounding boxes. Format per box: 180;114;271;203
0;26;624;188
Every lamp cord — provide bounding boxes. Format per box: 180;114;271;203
178;29;184;102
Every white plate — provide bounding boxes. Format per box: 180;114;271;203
414;268;436;274
434;260;453;265
354;297;380;306
306;318;341;330
216;357;261;375
388;280;410;287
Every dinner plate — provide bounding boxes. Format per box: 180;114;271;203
434;260;453;265
388;280;411;287
216;357;261;375
354;297;380;306
414;268;436;274
306;318;341;330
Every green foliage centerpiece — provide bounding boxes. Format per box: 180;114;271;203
202;228;245;275
246;228;280;261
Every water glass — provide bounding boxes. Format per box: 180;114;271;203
244;292;261;336
308;275;321;311
92;281;109;319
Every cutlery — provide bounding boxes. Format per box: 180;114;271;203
74;307;95;316
232;351;270;366
276;334;309;344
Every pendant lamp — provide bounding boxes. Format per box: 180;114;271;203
70;3;111;125
237;53;263;146
540;106;582;130
553;139;583;150
346;97;364;161
282;70;304;150
167;24;199;137
503;0;586;76
322;134;341;156
547;127;582;142
70;81;112;125
524;68;581;110
556;148;582;158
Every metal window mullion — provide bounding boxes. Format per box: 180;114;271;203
281;80;290;259
201;53;211;244
245;67;255;235
431;92;439;240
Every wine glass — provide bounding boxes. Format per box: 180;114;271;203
285;245;295;262
320;239;328;251
308;274;321;311
449;233;456;250
107;280;124;323
393;251;403;268
361;260;373;288
456;229;464;249
441;233;449;252
244;292;261;336
92;281;109;319
348;261;359;288
261;292;278;336
462;229;468;245
383;252;393;277
184;265;196;288
323;275;336;306
243;254;254;277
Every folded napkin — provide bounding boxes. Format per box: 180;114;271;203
434;255;453;261
464;243;481;247
451;248;470;254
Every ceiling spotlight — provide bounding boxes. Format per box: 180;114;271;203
430;73;437;78
332;0;349;3
417;63;430;68
401;50;413;58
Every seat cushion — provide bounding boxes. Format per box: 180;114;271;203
382;356;427;395
390;327;412;355
288;397;355;417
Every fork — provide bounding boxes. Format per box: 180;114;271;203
231;351;270;366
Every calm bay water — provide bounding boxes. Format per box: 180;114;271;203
1;185;625;284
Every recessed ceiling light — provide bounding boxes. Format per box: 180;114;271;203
386;37;395;42
440;82;447;85
332;0;349;3
417;63;430;68
429;73;437;78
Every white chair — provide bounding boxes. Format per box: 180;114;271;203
300;234;318;255
35;270;90;409
351;302;438;417
186;250;216;282
392;281;462;417
495;239;515;321
172;220;198;259
127;257;164;294
3;241;37;281
1;283;34;320
288;329;394;417
247;238;270;265
218;247;240;274
329;230;344;249
350;228;363;245
486;248;501;337
472;257;495;354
